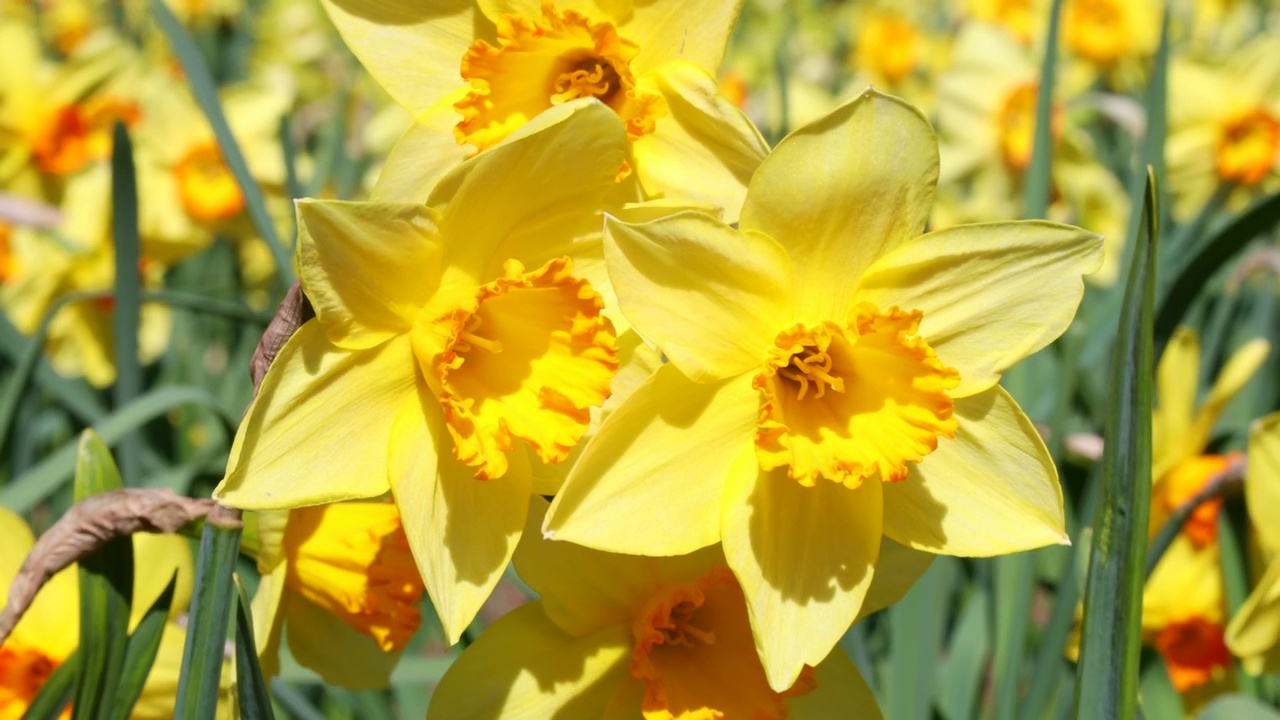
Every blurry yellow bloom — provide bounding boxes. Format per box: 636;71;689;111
965;0;1044;44
216;102;629;643
853;11;922;86
1144;537;1233;697
325;0;767;220
1226;412;1280;674
249;502;424;688
429;498;904;718
545;89;1102;689
0;506;213;719
1167;36;1280;218
1062;0;1158;67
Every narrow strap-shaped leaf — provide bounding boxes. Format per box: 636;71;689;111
110;121;142;484
0;386;240;513
175;506;243;719
148;0;294;289
993;552;1036;720
20;650;78;720
107;573;179;720
70;431;133;720
887;558;955;720
1072;168;1160;719
233;574;276;720
1022;0;1064;219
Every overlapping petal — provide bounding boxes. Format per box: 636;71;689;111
855;221;1104;398
282;593;403;690
1247;411;1280;553
214;324;414;509
544;365;757;555
296;199;444;350
1226;558;1280;675
739;89;938;324
1154;327;1201;475
604;211;790;382
721;457;882;691
1185;338;1271;453
881;386;1067;556
785;649;883;718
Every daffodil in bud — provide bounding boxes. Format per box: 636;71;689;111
247;502;424;689
323;0;767;221
1226;412;1280;675
544;89;1104;690
428;498;931;718
215;101;627;643
1143;328;1269;698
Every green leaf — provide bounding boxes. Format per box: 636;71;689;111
1022;0;1064;219
108;573;179;720
20;650;78;720
71;431;133;720
936;586;990;720
175;512;243;719
148;0;294;290
110;121;142;485
0;386;239;513
1072;169;1160;719
886;558;956;720
234;574;276;720
993;552;1036;720
1198;695;1280;720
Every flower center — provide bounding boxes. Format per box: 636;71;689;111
755;305;960;488
173;143;245;223
1215;108;1280;185
1064;0;1129;64
1153;616;1231;692
1156;453;1237;548
283;502;425;652
30;99;138;176
855;13;920;84
969;0;1036;43
453;1;666;153
411;257;618;480
630;567;815;720
0;643;61;717
997;83;1060;171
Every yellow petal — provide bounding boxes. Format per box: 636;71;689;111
627;1;739;76
1226;558;1280;674
282;592;402;690
855;221;1104;398
249;562;288;680
785;648;883;718
739;89;937;324
1154;327;1201;478
371;100;473;204
604;212;790;382
296;199;444;351
1144;535;1223;632
1;508;78;658
629;62;768;224
430;100;627;282
1186;338;1271;453
722;459;882;692
389;388;532;644
0;506;35;589
428;602;633;717
882;386;1068;556
856;537;935;622
215;325;414;509
544;365;758;556
319;0;476;115
131;533;193;624
1247;411;1280;553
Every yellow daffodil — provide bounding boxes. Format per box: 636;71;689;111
1166;35;1280;219
322;0;767;221
1226;412;1280;675
0;505;225;719
846;5;950;114
964;0;1046;45
544;89;1103;690
247;501;425;689
429;498;928;718
214;101;630;643
1144;328;1269;697
1061;0;1159;76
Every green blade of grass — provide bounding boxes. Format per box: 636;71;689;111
0;386;239;513
993;552;1036;720
110;121;142;485
70;431;133;720
936;585;990;720
19;650;78;720
175;508;243;719
887;558;956;720
108;573;179;720
148;0;294;289
1072;168;1160;719
1022;0;1064;219
234;574;277;720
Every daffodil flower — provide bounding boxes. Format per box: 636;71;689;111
0;506;226;719
214;101;628;642
322;0;767;221
544;89;1103;689
1227;411;1280;675
1142;327;1269;695
429;498;929;718
247;502;425;689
